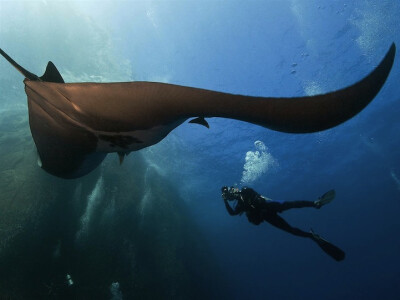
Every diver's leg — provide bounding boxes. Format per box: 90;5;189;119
263;213;313;238
310;229;345;261
266;200;316;213
264;213;345;261
265;190;336;212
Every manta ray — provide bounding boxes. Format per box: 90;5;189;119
0;44;396;179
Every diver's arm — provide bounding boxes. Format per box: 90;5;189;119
223;199;241;216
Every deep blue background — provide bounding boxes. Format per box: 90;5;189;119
0;1;399;299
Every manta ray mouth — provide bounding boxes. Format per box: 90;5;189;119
94;120;184;153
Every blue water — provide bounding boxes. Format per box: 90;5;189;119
0;1;399;299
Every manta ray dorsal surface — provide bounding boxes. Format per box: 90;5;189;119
0;43;396;179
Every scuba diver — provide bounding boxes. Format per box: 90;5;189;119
221;186;345;261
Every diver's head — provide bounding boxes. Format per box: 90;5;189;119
221;186;239;201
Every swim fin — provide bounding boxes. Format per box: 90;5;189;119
310;229;345;261
314;189;335;209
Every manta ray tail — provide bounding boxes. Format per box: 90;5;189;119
0;48;39;81
0;48;64;83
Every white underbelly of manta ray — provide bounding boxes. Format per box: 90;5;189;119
0;44;396;179
94;120;185;153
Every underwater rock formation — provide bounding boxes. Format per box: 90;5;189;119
0;110;224;299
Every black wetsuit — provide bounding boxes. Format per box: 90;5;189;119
223;187;346;261
223;187;315;238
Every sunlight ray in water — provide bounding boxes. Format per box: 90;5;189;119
75;175;104;243
390;170;400;193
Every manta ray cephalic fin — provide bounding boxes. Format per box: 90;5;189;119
117;152;126;165
189;117;210;128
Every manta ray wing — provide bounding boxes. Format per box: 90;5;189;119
0;43;396;178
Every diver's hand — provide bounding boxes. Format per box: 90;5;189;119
221;186;228;200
